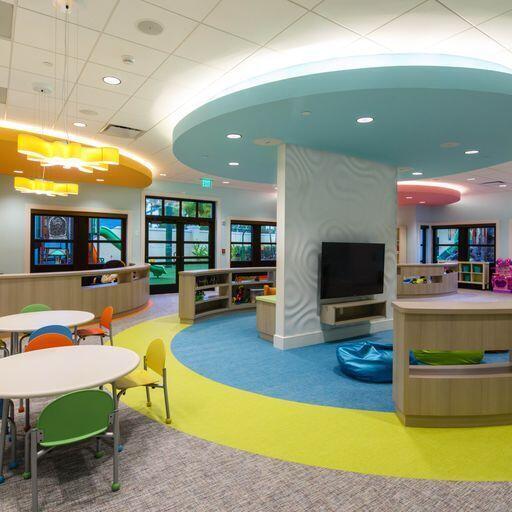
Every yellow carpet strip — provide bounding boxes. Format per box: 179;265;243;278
114;314;512;481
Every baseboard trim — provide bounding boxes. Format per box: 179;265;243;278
273;318;393;350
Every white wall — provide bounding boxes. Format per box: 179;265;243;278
0;174;277;274
397;205;419;263
275;144;397;350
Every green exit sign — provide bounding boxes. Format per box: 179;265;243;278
201;178;213;188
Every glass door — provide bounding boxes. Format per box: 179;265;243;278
183;223;211;273
147;221;178;294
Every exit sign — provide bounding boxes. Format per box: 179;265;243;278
201;178;213;188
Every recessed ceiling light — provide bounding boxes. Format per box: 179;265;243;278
499;184;507;188
226;133;242;140
96;178;104;182
301;111;312;117
440;141;460;148
419;201;426;204
274;186;278;190
73;121;87;128
13;170;23;174
405;196;413;199
412;171;423;176
222;180;230;184
465;149;479;155
159;173;167;177
467;177;476;181
357;116;374;124
228;162;239;166
79;108;98;116
103;76;121;85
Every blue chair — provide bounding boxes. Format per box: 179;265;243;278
28;325;74;343
337;341;415;383
0;399;18;483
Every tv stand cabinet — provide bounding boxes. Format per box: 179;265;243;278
320;299;387;326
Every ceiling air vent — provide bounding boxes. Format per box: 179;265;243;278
0;87;7;105
481;180;506;187
0;1;13;40
100;124;145;139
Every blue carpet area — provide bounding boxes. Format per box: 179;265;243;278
171;312;507;412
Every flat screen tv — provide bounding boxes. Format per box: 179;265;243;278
320;242;385;300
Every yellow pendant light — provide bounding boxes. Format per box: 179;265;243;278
14;176;79;197
17;134;119;174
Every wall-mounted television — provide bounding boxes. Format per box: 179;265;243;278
320;242;385;300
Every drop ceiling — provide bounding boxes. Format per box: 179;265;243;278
1;0;512;192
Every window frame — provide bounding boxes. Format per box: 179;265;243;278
230;220;277;267
30;210;127;273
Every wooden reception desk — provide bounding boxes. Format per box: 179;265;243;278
0;264;150;319
393;299;512;427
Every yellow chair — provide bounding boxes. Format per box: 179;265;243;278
115;338;171;424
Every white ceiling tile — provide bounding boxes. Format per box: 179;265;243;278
89;34;169;78
54;116;107;137
314;0;423;35
144;0;219;21
78;62;146;96
440;0;512;26
224;48;290;84
490;50;512;69
267;12;359;59
205;0;306;45
8;69;71;99
369;1;471;51
174;25;258;70
0;39;10;68
479;11;512;49
135;78;196;114
104;0;197;53
0;65;8;88
151;55;223;90
63;101;116;123
339;37;389;56
129;120;174;154
292;0;323;8
14;8;100;60
18;0;117;31
6;89;63;118
0;104;5;119
11;43;85;83
74;84;130;110
5;104;43;126
110;96;165;131
431;28;504;59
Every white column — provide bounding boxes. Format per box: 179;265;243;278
274;144;397;350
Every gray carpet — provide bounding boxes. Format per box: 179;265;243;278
3;294;512;511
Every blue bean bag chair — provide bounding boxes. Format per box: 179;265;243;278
337;341;414;383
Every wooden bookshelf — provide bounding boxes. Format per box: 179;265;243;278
457;261;490;290
179;267;276;323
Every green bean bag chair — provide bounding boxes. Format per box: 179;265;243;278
413;350;484;365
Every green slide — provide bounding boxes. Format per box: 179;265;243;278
99;226;166;278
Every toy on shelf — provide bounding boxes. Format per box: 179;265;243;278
492;258;512;293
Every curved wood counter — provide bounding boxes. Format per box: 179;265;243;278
0;264;150;319
393;299;512;427
397;263;458;298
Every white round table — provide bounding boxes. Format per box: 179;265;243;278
0;310;95;354
0;345;139;479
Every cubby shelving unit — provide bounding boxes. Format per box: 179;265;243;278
457;261;490;290
179;267;276;322
397;263;458;297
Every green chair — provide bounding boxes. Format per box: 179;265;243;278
24;389;120;512
20;304;52;314
0;399;18;483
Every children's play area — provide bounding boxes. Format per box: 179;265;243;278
3;1;512;511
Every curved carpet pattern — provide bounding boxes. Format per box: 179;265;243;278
115;313;512;482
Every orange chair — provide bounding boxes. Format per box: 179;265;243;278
24;333;74;431
263;285;276;296
25;333;74;352
76;306;114;346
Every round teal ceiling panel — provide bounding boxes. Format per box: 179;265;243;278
173;55;512;184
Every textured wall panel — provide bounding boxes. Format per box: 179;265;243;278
276;144;397;346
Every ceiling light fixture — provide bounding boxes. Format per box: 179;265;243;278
13;170;23;174
222;180;230;184
357;116;374;124
467;177;476;181
226;133;242;140
73;121;87;128
17;134;119;174
103;76;121;85
228;162;239;166
465;149;479;155
412;171;423;176
419;201;426;204
14;177;78;197
499;184;507;188
96;178;104;182
405;196;413;199
159;173;167;177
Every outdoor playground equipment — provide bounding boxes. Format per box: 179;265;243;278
492;258;512;293
90;226;165;278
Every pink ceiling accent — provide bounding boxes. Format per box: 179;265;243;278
398;183;461;206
